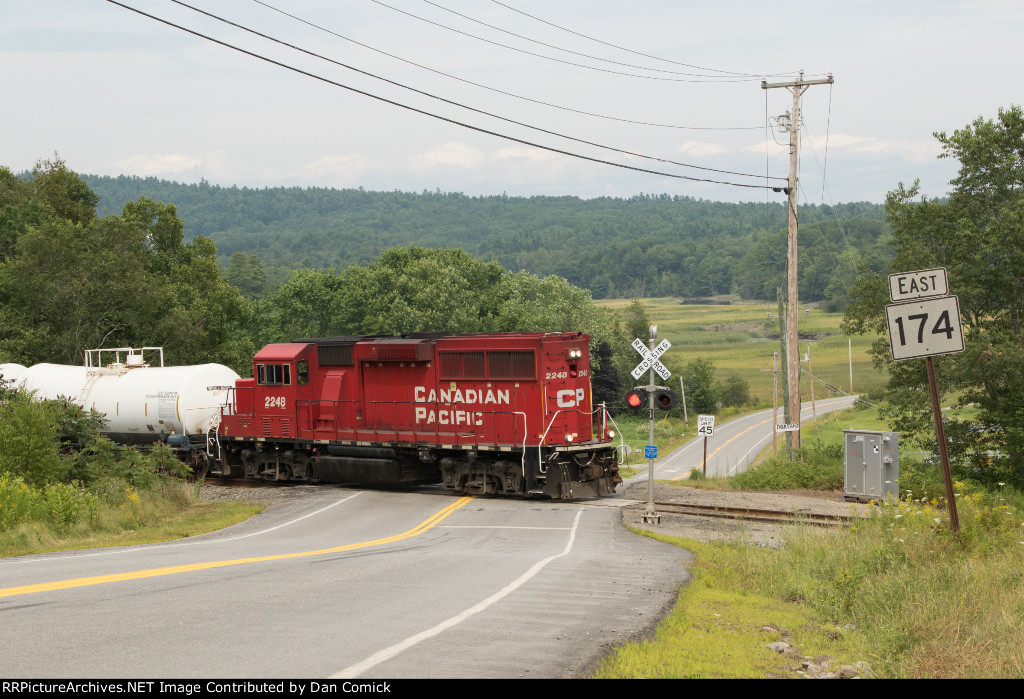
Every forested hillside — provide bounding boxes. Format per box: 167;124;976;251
84;175;891;309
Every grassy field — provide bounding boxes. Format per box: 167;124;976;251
600;297;887;406
593;405;1024;678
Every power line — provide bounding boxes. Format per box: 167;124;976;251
254;0;763;131
106;0;784;192
368;0;763;83
490;0;795;79
422;0;757;79
173;1;781;182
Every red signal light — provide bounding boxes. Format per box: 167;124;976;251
625;390;647;410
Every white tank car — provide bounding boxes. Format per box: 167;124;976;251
0;363;28;387
15;348;239;444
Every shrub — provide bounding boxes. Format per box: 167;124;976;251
0;390;66;486
717;374;751;407
43;481;99;529
0;473;44;528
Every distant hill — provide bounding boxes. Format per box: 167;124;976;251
83;174;890;306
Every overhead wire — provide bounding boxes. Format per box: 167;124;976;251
254;0;763;131
170;0;783;182
422;0;759;79
490;0;794;78
367;0;763;83
106;0;785;192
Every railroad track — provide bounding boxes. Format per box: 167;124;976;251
624;499;855;527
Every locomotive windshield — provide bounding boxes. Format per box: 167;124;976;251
257;363;291;386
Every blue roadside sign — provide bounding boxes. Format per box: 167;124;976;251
644;445;658;460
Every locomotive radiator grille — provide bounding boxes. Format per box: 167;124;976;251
262;418;293;437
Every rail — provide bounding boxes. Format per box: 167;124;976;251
627;499;856;527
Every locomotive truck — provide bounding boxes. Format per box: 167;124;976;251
4;333;622;500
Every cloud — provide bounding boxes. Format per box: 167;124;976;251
675;141;733;157
492;146;559;163
406;142;485;172
305;154;381;178
745;134;941;164
112;153;202;176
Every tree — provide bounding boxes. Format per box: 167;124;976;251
226;252;270;298
843;105;1024;480
0;168;251;373
683;357;719;414
622;299;650;343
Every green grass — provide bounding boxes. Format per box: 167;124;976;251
599;491;1024;677
592;534;875;678
596;398;1024;678
600;297;887;406
0;481;263;557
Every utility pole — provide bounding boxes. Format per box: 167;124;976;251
762;71;833;451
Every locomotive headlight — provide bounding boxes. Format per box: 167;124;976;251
565;433;575;443
566;348;582;360
605;429;616;440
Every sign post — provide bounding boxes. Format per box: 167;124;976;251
696;415;715;476
631;328;673;525
885;268;963;533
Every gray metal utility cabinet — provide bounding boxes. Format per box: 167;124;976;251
844;430;899;502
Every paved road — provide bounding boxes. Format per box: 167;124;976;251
0;488;690;679
624;395;859;484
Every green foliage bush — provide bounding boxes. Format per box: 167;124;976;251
732;440;844;491
717;373;751;407
0;474;99;530
0;390;66;487
0;473;42;529
43;481;99;529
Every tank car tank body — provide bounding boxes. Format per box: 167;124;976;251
0;363;27;388
216;332;621;499
13;348;238;469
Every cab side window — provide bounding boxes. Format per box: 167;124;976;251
297;360;309;385
257;363;291;386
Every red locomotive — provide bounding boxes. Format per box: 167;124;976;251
215;332;621;499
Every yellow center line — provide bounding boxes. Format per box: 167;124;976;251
0;496;474;599
669;398;852;480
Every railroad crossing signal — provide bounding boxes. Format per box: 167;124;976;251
625;389;647;410
631;338;671;381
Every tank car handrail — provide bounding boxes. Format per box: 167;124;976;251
84;346;165;369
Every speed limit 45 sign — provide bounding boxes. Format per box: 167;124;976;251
885;295;965;361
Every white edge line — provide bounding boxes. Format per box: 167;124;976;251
2;492;363;565
332;508;585;679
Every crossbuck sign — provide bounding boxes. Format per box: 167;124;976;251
631;338;672;381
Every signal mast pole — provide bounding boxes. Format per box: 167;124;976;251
761;71;833;451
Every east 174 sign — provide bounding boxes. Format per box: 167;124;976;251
884;267;963;534
885;283;964;362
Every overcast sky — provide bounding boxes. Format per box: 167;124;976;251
2;1;1021;204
